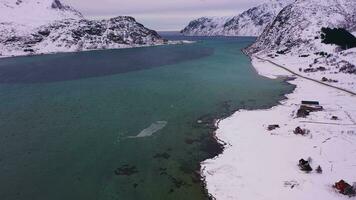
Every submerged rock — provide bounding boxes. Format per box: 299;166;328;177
114;165;139;176
153;152;170;160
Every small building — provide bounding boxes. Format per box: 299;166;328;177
301;101;320;105
296;101;323;118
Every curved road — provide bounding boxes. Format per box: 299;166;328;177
255;56;356;96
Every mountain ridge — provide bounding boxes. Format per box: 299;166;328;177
181;0;295;36
245;0;356;92
0;0;165;57
245;0;356;55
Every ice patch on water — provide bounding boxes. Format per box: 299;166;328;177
127;121;167;139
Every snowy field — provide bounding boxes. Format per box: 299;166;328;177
202;57;356;200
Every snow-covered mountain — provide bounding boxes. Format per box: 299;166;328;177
245;0;356;73
246;0;356;55
0;0;165;57
0;0;82;28
180;16;232;36
245;0;356;91
181;0;295;36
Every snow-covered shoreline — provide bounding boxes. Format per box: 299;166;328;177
0;1;171;59
0;40;193;59
201;56;356;200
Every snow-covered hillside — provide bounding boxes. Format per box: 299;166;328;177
0;0;82;29
0;0;165;57
245;0;356;92
180;16;232;36
202;1;356;200
246;0;356;55
181;0;294;36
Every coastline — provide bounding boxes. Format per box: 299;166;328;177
0;40;194;59
201;56;356;199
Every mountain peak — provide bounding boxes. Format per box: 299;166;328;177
181;0;294;36
0;0;83;27
245;0;356;55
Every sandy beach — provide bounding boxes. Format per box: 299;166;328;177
202;56;356;200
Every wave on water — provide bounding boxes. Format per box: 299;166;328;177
127;121;168;139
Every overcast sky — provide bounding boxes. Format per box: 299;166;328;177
62;0;265;31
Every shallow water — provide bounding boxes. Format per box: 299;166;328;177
0;33;294;200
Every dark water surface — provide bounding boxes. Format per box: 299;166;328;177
0;45;213;83
0;33;294;200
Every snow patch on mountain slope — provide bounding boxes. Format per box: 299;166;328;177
181;0;295;36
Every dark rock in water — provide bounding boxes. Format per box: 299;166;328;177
114;165;139;176
184;138;200;145
159;167;167;171
153;152;170;160
298;159;313;172
199;135;224;158
158;167;168;175
194;114;216;130
191;170;202;183
169;176;187;189
220;100;232;112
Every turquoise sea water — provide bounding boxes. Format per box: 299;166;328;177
0;34;294;200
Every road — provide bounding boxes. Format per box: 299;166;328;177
255;56;356;96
